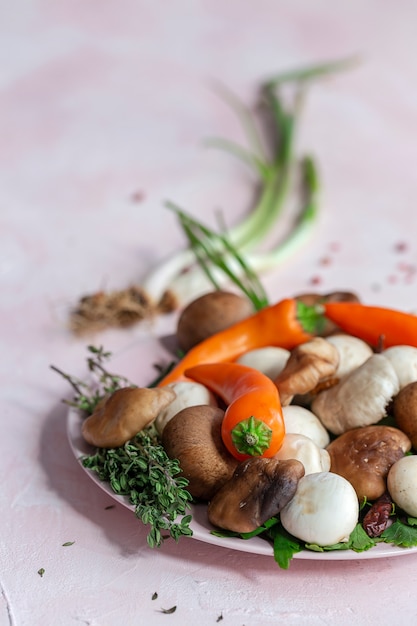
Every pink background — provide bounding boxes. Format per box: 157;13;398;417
2;2;417;624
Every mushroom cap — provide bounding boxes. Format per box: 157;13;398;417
311;354;400;435
161;405;238;501
393;381;417;448
154;381;217;435
387;455;417;517
280;472;359;546
176;290;254;352
235;346;290;380
326;334;373;379
282;405;330;448
383;345;417;389
207;457;305;533
326;425;411;501
81;386;176;448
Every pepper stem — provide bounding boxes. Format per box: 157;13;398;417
296;300;326;335
230;415;272;456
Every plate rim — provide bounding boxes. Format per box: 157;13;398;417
67;406;417;562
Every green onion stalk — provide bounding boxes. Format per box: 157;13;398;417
141;56;358;309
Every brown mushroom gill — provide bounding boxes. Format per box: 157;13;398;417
207;457;305;533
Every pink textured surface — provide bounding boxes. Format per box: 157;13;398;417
2;2;417;625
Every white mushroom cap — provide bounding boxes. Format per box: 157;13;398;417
387;455;417;517
273;433;331;475
280;472;359;546
311;354;400;435
235;346;290;380
326;334;373;379
383;345;417;389
154;381;217;435
282;405;330;448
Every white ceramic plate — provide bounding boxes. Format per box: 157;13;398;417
67;407;417;562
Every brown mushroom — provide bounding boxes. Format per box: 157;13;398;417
82;386;176;448
207;457;305;533
161;405;239;501
393;381;417;448
326;425;411;501
273;337;340;406
176;290;254;352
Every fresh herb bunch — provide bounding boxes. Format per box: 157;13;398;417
82;433;193;547
52;346;193;547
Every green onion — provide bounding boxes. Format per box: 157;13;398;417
167;201;269;310
141;57;357;307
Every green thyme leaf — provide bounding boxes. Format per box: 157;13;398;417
53;346;193;549
82;432;193;548
160;606;177;614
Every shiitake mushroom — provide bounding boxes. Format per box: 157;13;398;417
208;457;305;533
326;425;411;501
161;405;239;501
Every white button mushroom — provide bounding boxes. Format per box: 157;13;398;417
326;334;373;379
282;405;330;448
154;381;217;435
280;472;359;546
311;354;400;435
387;455;417;517
235;346;290;380
383;345;417;389
274;433;331;475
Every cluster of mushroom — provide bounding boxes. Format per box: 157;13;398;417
237;328;417;542
81;290;417;548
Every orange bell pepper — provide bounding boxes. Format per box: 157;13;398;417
158;298;313;386
185;362;285;462
323;301;417;349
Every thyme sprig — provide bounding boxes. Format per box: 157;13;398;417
51;345;133;414
82;433;193;548
52;346;193;547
